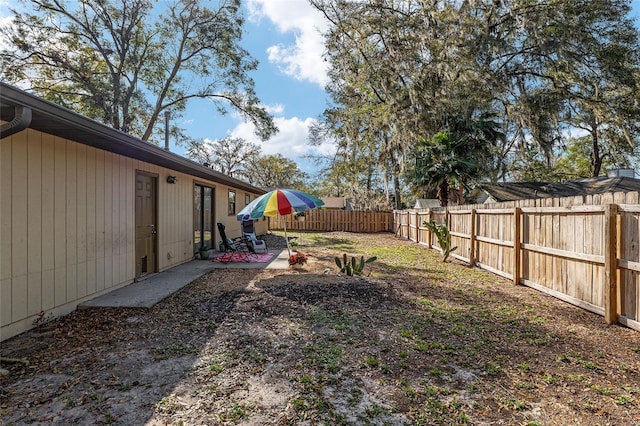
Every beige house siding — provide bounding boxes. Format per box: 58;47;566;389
1;128;263;340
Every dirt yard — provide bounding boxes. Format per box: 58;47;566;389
1;232;639;425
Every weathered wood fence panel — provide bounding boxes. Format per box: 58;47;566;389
618;201;640;330
520;205;607;315
393;190;640;332
270;210;393;233
448;210;472;264
475;208;516;280
416;211;431;248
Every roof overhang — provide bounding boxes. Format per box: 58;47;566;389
0;83;265;195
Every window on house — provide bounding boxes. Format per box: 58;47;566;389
245;194;251;206
228;190;236;215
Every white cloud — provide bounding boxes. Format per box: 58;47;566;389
0;12;14;51
264;103;285;115
247;0;329;87
228;116;335;172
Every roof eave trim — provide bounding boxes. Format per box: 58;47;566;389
0;83;264;194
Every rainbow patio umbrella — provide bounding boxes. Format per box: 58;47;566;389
237;189;324;255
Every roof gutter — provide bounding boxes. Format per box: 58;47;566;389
0;105;32;139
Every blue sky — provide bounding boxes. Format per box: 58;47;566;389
180;0;335;177
3;0;640;179
0;0;336;177
178;0;333;173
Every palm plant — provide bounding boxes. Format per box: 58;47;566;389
413;113;503;206
414;132;478;207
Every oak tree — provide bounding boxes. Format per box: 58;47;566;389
1;0;277;143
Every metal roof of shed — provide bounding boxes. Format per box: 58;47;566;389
479;176;640;202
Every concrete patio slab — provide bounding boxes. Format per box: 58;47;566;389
79;249;288;309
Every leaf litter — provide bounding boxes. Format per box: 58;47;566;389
1;232;639;425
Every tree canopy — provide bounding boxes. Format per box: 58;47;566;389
186;136;261;181
249;154;310;190
311;0;640;207
0;0;277;144
185;138;310;192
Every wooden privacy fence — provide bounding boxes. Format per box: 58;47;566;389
270;209;393;233
394;191;640;333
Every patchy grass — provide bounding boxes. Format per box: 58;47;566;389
1;232;639;425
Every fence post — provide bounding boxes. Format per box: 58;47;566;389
445;208;451;256
469;209;476;266
426;209;432;249
404;211;409;238
616;206;623;316
513;207;521;286
604;204;618;325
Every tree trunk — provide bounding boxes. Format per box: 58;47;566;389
393;173;402;210
591;118;602;177
384;175;390;205
438;179;449;207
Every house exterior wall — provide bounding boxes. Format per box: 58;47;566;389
1;128;263;340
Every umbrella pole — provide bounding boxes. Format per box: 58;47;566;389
283;217;291;257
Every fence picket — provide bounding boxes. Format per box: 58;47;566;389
393;190;640;332
270;210;394;234
264;190;640;332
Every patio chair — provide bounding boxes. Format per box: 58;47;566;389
216;222;252;263
242;220;268;254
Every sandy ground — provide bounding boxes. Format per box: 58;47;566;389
1;232;639;425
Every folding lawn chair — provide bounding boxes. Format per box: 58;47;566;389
216;223;252;263
242;220;268;254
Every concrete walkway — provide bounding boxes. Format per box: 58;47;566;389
79;250;288;309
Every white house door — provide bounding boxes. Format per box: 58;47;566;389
135;172;157;278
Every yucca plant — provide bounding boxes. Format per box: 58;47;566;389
423;219;457;262
335;253;377;276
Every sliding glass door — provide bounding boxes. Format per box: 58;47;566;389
194;184;214;252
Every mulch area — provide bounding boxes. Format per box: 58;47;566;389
1;232;639;425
